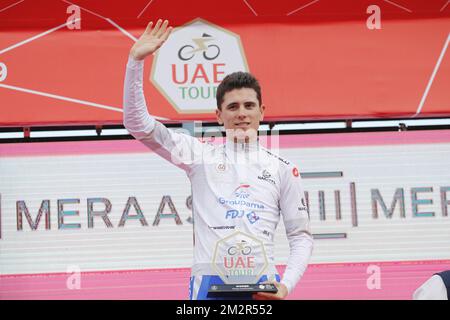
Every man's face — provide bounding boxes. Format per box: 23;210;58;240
216;88;265;141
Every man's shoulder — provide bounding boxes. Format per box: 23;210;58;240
260;147;302;180
260;147;293;167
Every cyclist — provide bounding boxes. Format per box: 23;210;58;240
123;19;313;300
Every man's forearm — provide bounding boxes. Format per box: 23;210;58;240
123;55;156;140
281;232;314;294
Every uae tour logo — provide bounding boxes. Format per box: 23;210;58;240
151;18;249;114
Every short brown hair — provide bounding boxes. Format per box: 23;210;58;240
216;71;262;110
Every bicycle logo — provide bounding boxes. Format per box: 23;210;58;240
177;33;221;61
227;241;252;255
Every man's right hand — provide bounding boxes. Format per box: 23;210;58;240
130;19;173;61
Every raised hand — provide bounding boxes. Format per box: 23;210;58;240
130;19;173;61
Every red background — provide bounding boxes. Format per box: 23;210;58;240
0;0;449;126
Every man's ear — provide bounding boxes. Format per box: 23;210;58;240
216;108;223;125
260;104;266;121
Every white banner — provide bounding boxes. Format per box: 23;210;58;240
1;131;449;275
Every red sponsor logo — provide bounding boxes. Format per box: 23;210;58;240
292;167;299;177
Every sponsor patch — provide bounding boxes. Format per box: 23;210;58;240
258;169;276;186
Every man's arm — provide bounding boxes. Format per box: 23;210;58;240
123;19;172;139
255;164;313;300
279;165;313;294
123;20;201;172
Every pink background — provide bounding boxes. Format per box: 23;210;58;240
1;130;449;299
2;260;449;300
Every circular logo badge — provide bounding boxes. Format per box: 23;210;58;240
216;163;226;172
292;167;299;177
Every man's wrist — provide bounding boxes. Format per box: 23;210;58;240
129;47;145;61
127;53;145;69
279;281;291;295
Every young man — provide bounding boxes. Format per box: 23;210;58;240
123;19;313;300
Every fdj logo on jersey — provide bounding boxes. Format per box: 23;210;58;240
151;18;249;114
226;210;260;224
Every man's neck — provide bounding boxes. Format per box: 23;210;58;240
225;136;259;154
225;134;258;144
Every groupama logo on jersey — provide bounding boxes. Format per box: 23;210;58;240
218;184;265;210
151;18;249;114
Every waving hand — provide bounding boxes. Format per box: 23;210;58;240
130;19;173;61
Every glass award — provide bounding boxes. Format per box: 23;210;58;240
207;231;278;298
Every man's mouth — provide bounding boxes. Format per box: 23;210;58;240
234;122;251;127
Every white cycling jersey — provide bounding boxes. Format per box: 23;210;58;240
123;56;313;295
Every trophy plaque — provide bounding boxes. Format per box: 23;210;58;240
207;231;278;298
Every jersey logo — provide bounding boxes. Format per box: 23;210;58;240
218;184;265;210
246;211;260;224
225;210;260;224
233;184;251;199
216;163;227;173
258;169;276;186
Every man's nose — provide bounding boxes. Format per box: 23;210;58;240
237;105;247;118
